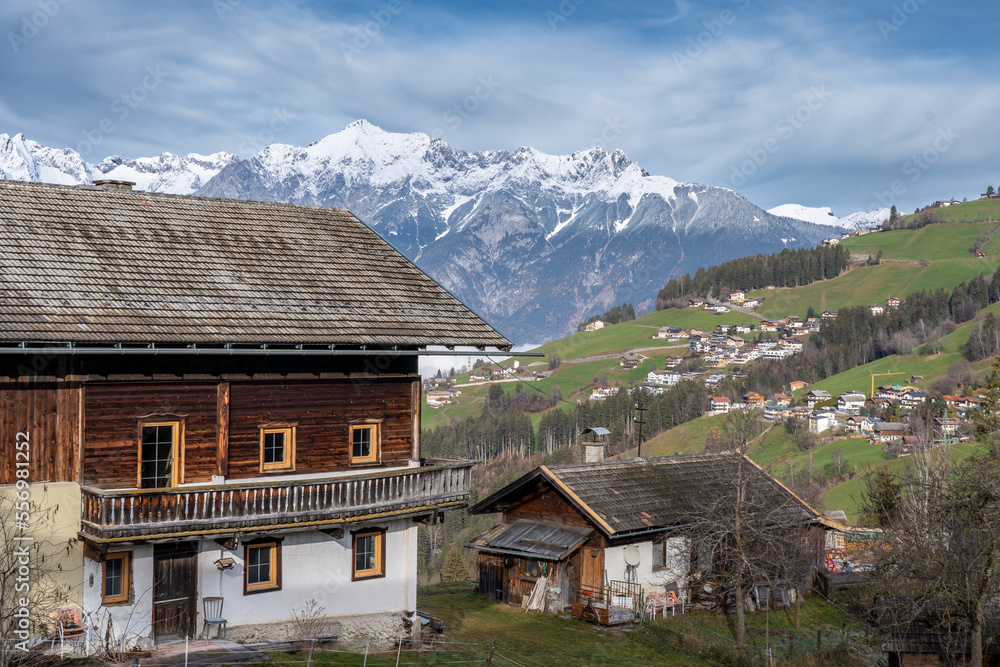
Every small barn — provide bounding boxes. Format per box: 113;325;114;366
468;454;832;624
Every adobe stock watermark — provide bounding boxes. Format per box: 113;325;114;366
575;116;628;154
546;0;586;30
877;0;931;41
214;0;242;21
340;0;405;64
76;65;168;157
428;75;502;143
672;0;752;72
238;108;295;155
729;85;833;188
869;126;959;210
12;431;33;651
8;0;71;54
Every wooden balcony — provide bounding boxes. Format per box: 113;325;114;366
80;461;473;543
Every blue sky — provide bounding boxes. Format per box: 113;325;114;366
2;0;998;214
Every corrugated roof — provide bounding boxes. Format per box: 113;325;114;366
471;453;821;537
0;181;510;350
468;520;593;560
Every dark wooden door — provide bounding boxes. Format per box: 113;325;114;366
153;543;198;642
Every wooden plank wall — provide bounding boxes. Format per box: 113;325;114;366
504;479;592;527
83;384;218;487
0;382;81;485
227;378;413;479
80;378;415;487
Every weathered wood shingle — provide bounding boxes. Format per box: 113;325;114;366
472;453;820;537
0;181;510;349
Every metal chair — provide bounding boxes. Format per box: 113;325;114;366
202;597;227;640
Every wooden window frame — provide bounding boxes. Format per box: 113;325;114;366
349;421;382;466
652;540;667;572
137;420;183;488
259;425;296;473
352;529;386;581
102;551;131;605
244;540;282;594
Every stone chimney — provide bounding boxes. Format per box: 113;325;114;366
91;180;135;191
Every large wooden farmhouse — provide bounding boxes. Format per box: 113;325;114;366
469;454;832;624
0;180;509;649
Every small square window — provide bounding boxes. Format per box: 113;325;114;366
102;552;131;604
352;530;385;580
259;427;295;472
245;541;281;593
349;423;380;465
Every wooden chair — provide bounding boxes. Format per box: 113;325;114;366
202;597;227;640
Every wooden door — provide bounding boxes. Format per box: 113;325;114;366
153;543;198;642
578;543;605;599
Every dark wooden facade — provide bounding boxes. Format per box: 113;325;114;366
475;477;606;610
0;354;422;489
81;377;418;488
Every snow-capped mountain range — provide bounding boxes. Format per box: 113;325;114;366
0;122;861;343
767;203;889;230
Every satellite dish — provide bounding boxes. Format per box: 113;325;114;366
623;546;640;566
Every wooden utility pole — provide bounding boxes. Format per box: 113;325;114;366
635;404;647;458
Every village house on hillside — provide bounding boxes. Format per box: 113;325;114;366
468;454;835;624
0;180;511;649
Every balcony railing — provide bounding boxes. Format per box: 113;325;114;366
80;461;473;542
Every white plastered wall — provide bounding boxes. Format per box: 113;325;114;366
82;544;155;650
603;536;689;592
81;519;417;647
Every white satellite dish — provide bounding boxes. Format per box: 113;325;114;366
623;545;640;566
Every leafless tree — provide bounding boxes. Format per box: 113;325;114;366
0;492;76;667
680;408;821;645
859;357;1000;667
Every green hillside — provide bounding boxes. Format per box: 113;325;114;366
751;223;1000;319
754;258;999;319
424;307;760;431
842;221;1000;262
901;198;1000;225
511;308;754;362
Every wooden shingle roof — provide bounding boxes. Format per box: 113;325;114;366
471;453;821;537
0;181;510;350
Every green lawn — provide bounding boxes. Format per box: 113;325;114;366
754;258;1000;320
899;199;1000;225
384;583;862;667
618;413;727;458
841;222;997;262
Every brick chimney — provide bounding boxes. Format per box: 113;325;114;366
91;180;135;191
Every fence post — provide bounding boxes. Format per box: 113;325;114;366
817;628;822;652
789;634;794;659
486;640;496;666
396;634;403;667
307;639;315;667
843;622;848;648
